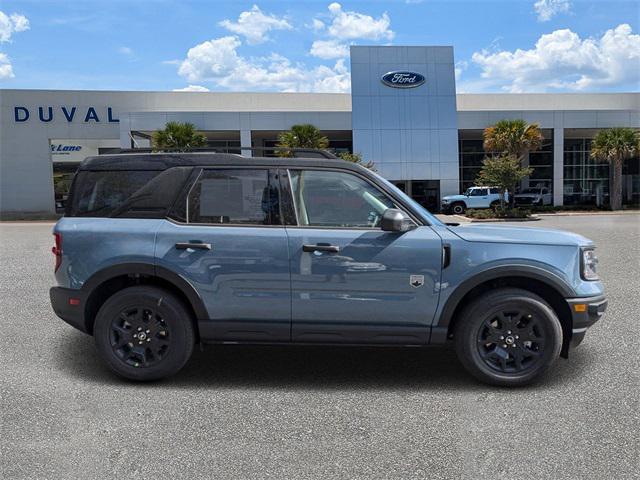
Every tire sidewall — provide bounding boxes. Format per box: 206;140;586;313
455;290;562;386
452;203;465;215
94;286;195;381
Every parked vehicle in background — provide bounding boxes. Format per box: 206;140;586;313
50;153;606;386
515;187;552;206
441;187;507;214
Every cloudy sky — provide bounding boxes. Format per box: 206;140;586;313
0;0;638;93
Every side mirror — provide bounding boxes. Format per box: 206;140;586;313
381;208;414;232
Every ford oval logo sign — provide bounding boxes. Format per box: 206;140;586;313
381;71;425;88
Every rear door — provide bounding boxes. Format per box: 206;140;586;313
281;168;443;345
155;168;291;342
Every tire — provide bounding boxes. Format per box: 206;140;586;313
94;286;195;381
490;201;500;210
451;202;466;215
454;288;562;387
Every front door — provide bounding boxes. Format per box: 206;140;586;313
155;168;291;342
283;168;443;345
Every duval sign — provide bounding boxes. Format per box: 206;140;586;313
14;106;119;123
381;71;425;88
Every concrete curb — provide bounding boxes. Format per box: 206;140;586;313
536;211;640;217
468;216;541;223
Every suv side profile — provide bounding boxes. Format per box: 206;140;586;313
441;186;507;214
50;153;606;386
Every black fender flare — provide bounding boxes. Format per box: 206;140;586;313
81;262;209;321
430;265;575;343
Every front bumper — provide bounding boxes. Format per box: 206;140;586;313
50;286;89;334
566;294;607;348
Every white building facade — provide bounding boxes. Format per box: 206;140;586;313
1;45;638;215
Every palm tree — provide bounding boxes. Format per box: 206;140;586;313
276;124;329;157
338;152;376;171
483;119;544;207
590;127;640;210
483;119;544;160
152;122;207;152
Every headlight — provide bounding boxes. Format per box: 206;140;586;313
441;199;449;203
581;248;599;281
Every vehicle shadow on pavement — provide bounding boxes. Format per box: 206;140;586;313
56;330;593;391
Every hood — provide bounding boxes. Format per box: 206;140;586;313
515;193;540;198
449;224;592;247
442;194;465;201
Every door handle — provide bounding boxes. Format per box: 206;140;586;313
175;242;212;250
302;244;340;253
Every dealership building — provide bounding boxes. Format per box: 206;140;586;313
1;45;638;216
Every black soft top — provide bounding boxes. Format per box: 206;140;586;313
79;152;363;173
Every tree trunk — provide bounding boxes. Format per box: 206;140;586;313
611;158;623;210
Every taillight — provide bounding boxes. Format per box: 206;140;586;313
52;233;62;272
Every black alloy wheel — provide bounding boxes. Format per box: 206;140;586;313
454;288;562;386
94;286;195;381
110;306;171;368
476;308;546;373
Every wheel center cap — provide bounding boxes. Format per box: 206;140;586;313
138;332;147;341
505;335;515;345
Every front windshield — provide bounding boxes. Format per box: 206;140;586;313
520;188;539;194
375;175;444;226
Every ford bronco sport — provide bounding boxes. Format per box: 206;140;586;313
50;153;606;386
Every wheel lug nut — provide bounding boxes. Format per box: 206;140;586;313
146;338;151;342
515;335;519;339
133;334;138;338
502;344;507;348
138;327;142;331
507;331;511;334
500;336;504;340
146;330;150;334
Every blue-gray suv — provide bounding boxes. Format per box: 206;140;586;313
50;153;607;386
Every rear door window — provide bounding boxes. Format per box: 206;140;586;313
181;169;281;225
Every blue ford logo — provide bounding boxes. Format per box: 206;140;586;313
381;71;425;88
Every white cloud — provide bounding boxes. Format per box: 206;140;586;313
325;2;394;41
177;35;350;93
471;24;640;92
173;85;210;92
310;39;349;59
533;0;571;22
311;18;325;32
219;5;291;45
0;52;14;79
118;46;134;56
0;11;29;43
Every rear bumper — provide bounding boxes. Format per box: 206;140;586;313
566;294;607;348
50;287;89;334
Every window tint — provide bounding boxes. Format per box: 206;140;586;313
68;170;160;217
186;169;280;225
489;188;500;194
289;170;395;228
468;188;486;196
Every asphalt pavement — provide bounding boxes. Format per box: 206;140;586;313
1;215;638;479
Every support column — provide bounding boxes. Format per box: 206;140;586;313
240;129;252;157
553;127;564;206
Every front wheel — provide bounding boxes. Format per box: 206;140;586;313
94;286;195;381
451;202;466;215
454;288;562;387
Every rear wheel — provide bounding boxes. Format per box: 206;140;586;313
490;200;500;210
451;202;466;215
454;288;562;386
94;286;195;381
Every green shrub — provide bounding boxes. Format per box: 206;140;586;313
466;208;531;219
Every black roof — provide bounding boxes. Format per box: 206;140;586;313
78;152;363;173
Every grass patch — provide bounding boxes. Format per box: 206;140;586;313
466;207;532;219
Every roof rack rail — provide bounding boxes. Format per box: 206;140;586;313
115;146;339;159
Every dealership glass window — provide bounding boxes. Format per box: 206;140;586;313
563;137;610;206
459;130;554;194
186;169;280;225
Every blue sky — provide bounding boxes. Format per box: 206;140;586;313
0;0;638;93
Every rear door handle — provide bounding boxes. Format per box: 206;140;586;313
175;242;212;250
302;244;340;253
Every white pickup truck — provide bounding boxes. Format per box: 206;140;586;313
441;186;507;214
